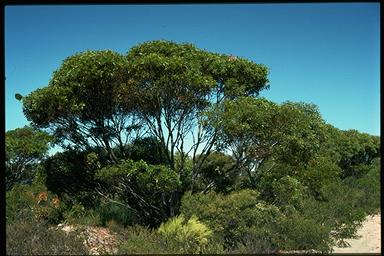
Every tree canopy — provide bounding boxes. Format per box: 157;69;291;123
20;40;270;169
21;50;132;162
203;96;327;189
5;126;52;190
124;40;269;170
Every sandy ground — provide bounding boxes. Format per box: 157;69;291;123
332;213;381;253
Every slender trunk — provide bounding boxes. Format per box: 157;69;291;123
102;135;118;163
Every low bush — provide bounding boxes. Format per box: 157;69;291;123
344;157;380;214
43;150;101;208
95;159;181;227
6;218;88;255
277;212;333;253
98;201;134;227
157;214;213;253
180;189;283;252
63;203;101;226
271;175;306;208
117;225;170;254
300;180;366;244
117;224;223;254
6;183;66;224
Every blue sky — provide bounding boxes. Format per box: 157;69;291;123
5;3;380;136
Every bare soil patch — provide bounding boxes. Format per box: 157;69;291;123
332;213;381;253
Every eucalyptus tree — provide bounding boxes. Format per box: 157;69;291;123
20;50;136;163
18;39;272;199
20;41;269;169
203;97;327;189
318;125;380;179
124;40;270;173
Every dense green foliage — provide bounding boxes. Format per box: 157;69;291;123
193;151;238;193
42;149;101;208
21;50;132;162
157;215;213;253
5;126;52;190
7;40;380;254
95;159;181;226
181;189;283;252
117;224;223;254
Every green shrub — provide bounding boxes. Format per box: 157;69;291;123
98;201;133;227
43;150;101;208
344;157;380;214
6;183;66;224
301;181;366;244
127;136;170;165
180;189;283;252
6;183;39;223
63;203;101;226
158;214;213;253
117;225;169;254
194;151;238;193
95;159;181;227
271;175;306;208
117;224;223;254
6;218;88;255
277;213;333;253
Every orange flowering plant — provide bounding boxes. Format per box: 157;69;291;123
33;190;64;223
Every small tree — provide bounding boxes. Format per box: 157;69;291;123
95;159;181;226
5;126;52;190
203;97;327;189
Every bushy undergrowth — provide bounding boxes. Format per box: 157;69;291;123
179;187;366;253
117;220;224;254
63;203;101;226
157;214;213;253
343;157;381;214
6;161;379;254
42;150;102;208
180;189;283;252
98;201;134;227
6;183;66;224
300;180;366;244
5;135;380;254
277;212;333;252
6;218;88;255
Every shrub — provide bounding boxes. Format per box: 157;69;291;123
98;201;133;227
6;183;39;223
95;159;181;226
6;218;88;255
117;225;169;254
158;214;213;253
6;183;66;224
127;136;170;165
277;212;333;253
117;224;223;254
43;150;100;208
271;175;306;208
301;180;366;244
344;157;380;214
5;126;52;191
63;203;101;226
194;151;238;193
180;189;283;252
